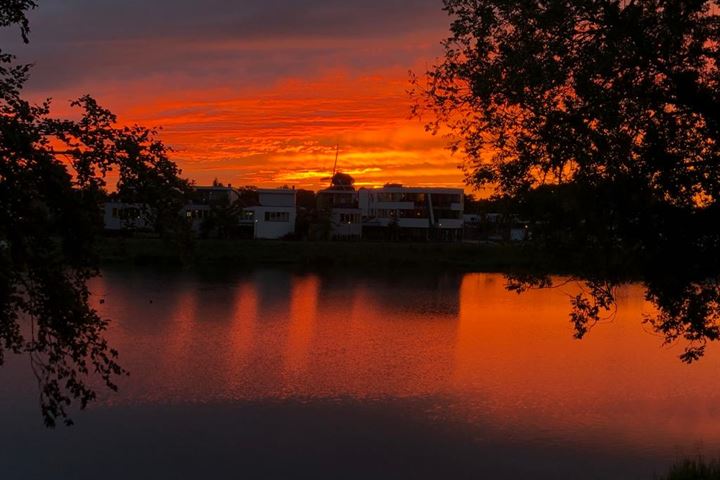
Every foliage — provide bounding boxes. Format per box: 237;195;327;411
0;0;36;42
236;186;260;207
644;278;720;362
416;0;720;361
659;457;720;479
198;198;243;239
296;189;317;210
415;0;720;209
330;172;355;190
506;272;720;363
1;2;189;426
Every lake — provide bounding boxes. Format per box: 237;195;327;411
1;268;719;479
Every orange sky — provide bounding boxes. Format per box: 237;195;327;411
120;69;462;190
4;1;471;191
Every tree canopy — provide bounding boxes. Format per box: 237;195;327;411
415;0;720;209
1;2;189;425
415;0;720;362
330;172;356;190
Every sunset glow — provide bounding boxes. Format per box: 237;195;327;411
5;1;467;190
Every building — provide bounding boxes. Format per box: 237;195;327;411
184;185;242;233
243;188;297;239
316;188;363;240
359;185;464;241
103;186;297;239
463;212;530;242
103;202;152;232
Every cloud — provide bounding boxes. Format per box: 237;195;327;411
0;0;466;190
5;0;448;90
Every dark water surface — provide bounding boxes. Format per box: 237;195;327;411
2;268;720;479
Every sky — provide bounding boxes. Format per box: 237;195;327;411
3;0;468;191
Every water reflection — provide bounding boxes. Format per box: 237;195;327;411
507;273;720;363
5;269;720;478
90;271;720;434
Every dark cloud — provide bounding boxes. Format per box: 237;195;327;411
0;0;461;189
0;0;448;94
23;0;446;42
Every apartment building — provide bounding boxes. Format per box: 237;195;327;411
243;188;297;239
359;185;464;241
316;188;363;240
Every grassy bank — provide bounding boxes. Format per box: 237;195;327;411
96;237;542;273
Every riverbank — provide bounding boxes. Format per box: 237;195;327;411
96;237;540;272
96;237;645;277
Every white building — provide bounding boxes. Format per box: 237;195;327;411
103;202;152;232
244;189;297;239
359;186;464;241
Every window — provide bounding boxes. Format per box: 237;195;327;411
339;213;360;224
398;208;428;219
378;209;398;219
186;209;207;219
265;211;290;222
377;193;403;202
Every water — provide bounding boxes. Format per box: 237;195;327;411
2;268;720;479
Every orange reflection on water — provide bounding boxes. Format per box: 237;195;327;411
454;274;720;449
283;276;319;377
93;270;720;456
224;281;260;392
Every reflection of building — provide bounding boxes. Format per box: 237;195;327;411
359;186;464;241
243;189;297;239
317;188;363;240
316;271;463;317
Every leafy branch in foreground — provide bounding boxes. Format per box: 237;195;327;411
0;2;190;426
505;273;720;363
417;0;720;361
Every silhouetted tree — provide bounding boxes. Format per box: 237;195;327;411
415;0;720;361
236;186;260;207
296;189;317;210
330;172;355;190
1;2;190;426
415;0;719;226
507;272;720;363
294;189;318;240
199;196;243;239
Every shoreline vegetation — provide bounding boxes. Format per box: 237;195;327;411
96;236;642;278
97;237;529;271
658;457;720;480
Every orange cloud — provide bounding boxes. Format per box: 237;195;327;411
103;70;467;190
14;2;468;192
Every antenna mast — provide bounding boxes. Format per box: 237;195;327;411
331;144;339;180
